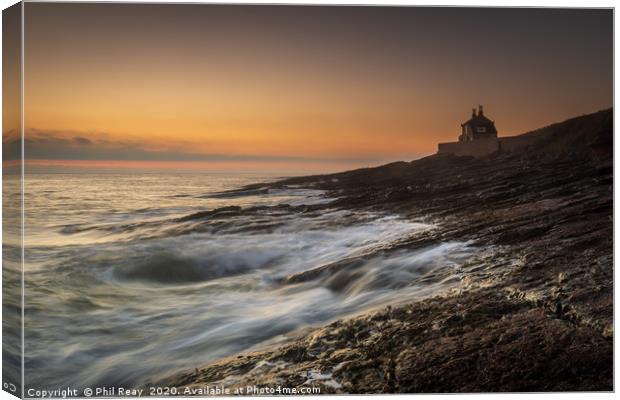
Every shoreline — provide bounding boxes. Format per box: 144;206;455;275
161;109;613;393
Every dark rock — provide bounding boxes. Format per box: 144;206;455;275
159;109;612;393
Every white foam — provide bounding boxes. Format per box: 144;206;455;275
301;370;343;389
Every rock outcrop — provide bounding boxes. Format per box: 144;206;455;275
162;108;613;393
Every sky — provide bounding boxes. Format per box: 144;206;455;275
7;4;614;172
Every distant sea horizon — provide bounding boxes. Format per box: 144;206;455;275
2;151;430;177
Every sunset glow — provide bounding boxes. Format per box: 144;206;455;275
15;4;613;172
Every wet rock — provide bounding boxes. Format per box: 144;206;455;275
176;206;243;222
159;109;612;393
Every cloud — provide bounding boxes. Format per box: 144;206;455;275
3;129;384;165
72;137;93;145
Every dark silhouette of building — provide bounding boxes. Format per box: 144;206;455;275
459;105;498;142
438;106;536;157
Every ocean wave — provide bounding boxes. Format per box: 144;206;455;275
113;250;284;284
97;211;438;287
204;186;332;206
22;174;483;390
204;187;270;198
320;242;473;296
55;204;364;251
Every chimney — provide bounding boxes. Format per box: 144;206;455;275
478;105;484;116
472;108;476;117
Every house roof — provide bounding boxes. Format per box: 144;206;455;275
462;113;498;134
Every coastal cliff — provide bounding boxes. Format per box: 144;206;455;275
164;108;613;393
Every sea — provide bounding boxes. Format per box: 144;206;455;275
5;171;477;390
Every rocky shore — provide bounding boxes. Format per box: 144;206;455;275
163;109;613;393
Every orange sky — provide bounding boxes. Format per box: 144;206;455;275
8;4;613;172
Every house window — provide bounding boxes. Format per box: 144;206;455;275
476;126;487;133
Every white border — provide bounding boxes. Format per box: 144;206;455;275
0;2;615;400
